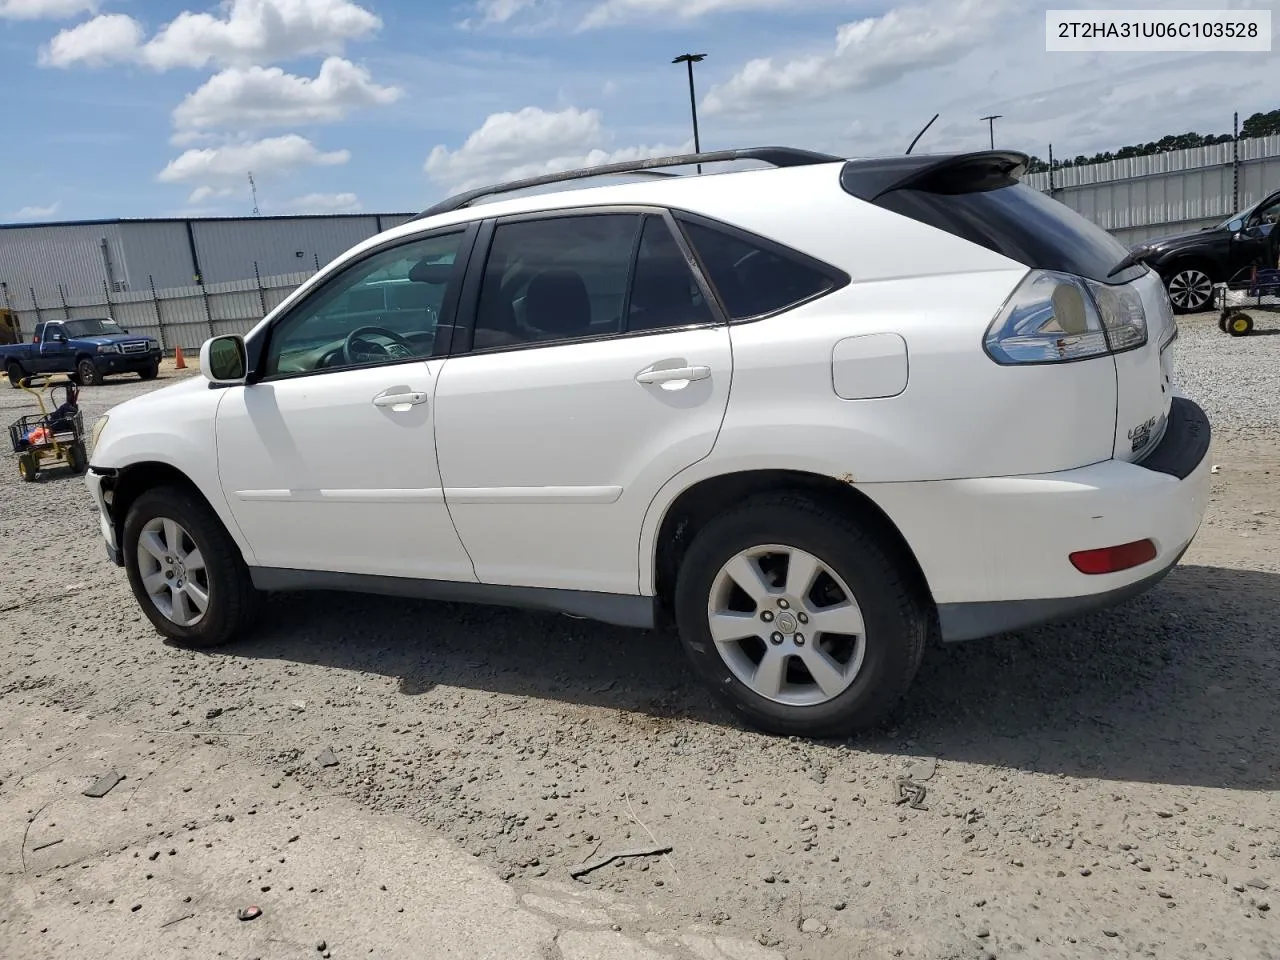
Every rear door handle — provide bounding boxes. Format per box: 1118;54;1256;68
635;364;712;386
373;390;428;411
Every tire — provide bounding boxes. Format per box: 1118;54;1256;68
139;362;159;381
1218;315;1230;333
672;492;928;737
18;453;39;482
65;440;87;475
1227;312;1254;337
76;358;103;386
6;362;23;389
1164;266;1214;314
122;485;260;648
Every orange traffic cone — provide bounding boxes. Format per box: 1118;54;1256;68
174;345;186;369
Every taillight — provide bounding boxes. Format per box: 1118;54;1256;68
984;269;1149;365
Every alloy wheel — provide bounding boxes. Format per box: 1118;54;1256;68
1167;269;1212;311
136;516;210;627
706;544;866;707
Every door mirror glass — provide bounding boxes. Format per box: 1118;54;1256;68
1228;218;1244;234
202;335;247;384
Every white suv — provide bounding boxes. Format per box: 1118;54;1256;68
86;147;1211;737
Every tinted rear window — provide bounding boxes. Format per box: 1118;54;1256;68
871;181;1145;285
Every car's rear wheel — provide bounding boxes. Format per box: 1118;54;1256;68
6;362;23;388
1165;266;1214;314
76;358;103;386
122;486;259;648
673;493;928;737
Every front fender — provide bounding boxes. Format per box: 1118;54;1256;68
91;388;257;564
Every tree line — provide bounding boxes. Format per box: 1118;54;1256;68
1024;109;1280;174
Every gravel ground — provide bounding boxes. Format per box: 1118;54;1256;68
1;314;1277;960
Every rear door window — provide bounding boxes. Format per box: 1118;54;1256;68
626;216;716;331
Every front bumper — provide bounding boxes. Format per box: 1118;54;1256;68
86;468;122;565
97;350;161;374
863;397;1213;642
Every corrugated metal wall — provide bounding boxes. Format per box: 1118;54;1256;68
0;222;128;309
118;220;199;291
0;214;413;305
1025;134;1280;246
190;216;387;283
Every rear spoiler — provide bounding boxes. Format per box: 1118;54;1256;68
839;150;1029;203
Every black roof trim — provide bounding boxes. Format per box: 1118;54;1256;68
839;150;1030;202
412;146;844;221
0;212;416;231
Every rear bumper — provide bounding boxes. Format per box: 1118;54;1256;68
862;397;1212;642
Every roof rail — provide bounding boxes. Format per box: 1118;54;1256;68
411;146;843;221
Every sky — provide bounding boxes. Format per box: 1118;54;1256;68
1;0;1277;222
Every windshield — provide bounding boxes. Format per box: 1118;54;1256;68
63;318;123;337
1213;200;1261;230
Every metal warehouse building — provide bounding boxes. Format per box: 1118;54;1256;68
0;212;415;305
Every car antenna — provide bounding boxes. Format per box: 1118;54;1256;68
905;114;939;155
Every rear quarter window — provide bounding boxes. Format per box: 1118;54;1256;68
677;216;846;320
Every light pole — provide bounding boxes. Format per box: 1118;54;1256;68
673;53;707;173
980;114;1002;150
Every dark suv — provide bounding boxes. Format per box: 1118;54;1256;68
1131;189;1280;312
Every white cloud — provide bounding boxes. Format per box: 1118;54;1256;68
173;57;401;131
424;105;689;192
0;0;94;19
41;0;381;71
702;0;1010;115
471;0;536;25
283;191;362;213
187;185;237;204
40;13;144;68
12;201;61;219
157;134;350;185
580;0;799;29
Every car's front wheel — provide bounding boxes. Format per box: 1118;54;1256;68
122;485;259;648
1165;266;1214;314
673;493;928;737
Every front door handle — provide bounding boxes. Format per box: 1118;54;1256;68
635;364;712;387
373;390;428;411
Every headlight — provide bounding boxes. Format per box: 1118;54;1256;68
984;269;1148;365
91;415;109;455
98;344;121;354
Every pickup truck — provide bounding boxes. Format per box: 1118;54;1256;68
2;318;162;387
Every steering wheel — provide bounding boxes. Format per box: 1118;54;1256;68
342;326;415;366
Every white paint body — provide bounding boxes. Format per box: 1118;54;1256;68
88;162;1209;623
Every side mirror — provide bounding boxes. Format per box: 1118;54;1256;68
1228;218;1245;234
200;334;247;385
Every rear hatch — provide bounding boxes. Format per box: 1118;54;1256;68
840;151;1177;468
